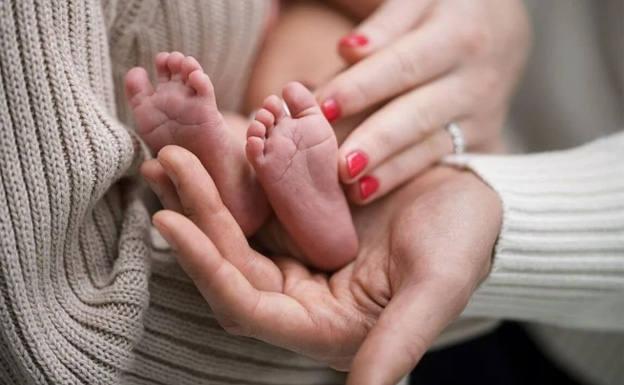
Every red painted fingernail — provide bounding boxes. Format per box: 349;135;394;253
346;151;368;178
321;98;341;122
339;33;369;48
359;176;379;200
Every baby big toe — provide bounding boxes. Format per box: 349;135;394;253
124;67;153;108
187;70;214;97
282;82;319;118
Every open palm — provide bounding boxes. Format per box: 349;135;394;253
145;145;501;385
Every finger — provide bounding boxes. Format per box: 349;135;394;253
346;129;454;204
140;159;183;212
152;210;262;332
347;282;465;385
317;20;461;122
338;0;433;63
338;73;471;184
157;145;283;292
153;210;325;349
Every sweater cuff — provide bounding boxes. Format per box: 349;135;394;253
445;133;624;330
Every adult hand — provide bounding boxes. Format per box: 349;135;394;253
316;0;531;204
143;145;502;384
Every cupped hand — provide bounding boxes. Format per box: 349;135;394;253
142;145;502;385
316;0;531;204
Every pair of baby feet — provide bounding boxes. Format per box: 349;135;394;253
125;52;357;270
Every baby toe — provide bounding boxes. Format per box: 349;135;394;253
155;52;171;82
247;119;267;139
282;82;319;118
254;108;275;130
124;67;154;108
262;95;286;122
167;51;185;80
181;56;202;82
246;136;266;167
188;70;215;97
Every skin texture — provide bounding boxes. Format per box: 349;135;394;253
144;145;502;385
127;52;357;270
247;82;358;271
316;0;531;204
125;52;270;235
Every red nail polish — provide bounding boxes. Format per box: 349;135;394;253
359;176;379;200
339;33;369;48
321;98;341;122
346;151;368;178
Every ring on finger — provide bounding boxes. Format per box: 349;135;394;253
445;122;465;155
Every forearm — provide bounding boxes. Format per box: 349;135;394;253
456;132;624;330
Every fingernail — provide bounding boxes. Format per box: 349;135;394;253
321;98;341;122
339;33;369;48
346;151;368;178
359;176;379;200
153;215;176;249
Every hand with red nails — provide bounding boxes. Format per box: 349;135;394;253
317;0;532;204
146;145;502;385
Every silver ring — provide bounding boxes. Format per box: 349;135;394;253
445;122;465;155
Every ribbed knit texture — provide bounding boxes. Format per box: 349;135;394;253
455;132;624;385
2;0;623;384
0;0;343;384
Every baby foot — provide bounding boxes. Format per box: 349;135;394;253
246;82;358;271
125;52;269;235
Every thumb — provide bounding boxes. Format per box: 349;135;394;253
338;0;433;64
346;281;465;385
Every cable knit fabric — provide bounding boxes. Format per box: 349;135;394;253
0;0;343;384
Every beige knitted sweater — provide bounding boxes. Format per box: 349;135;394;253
0;1;343;384
0;1;622;385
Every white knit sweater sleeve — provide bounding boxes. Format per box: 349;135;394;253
457;131;624;331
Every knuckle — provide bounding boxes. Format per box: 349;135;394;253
464;67;500;104
457;24;488;56
220;320;248;336
367;125;397;150
180;202;198;222
332;78;369;112
401;331;428;365
388;45;420;85
411;106;438;137
380;158;415;189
